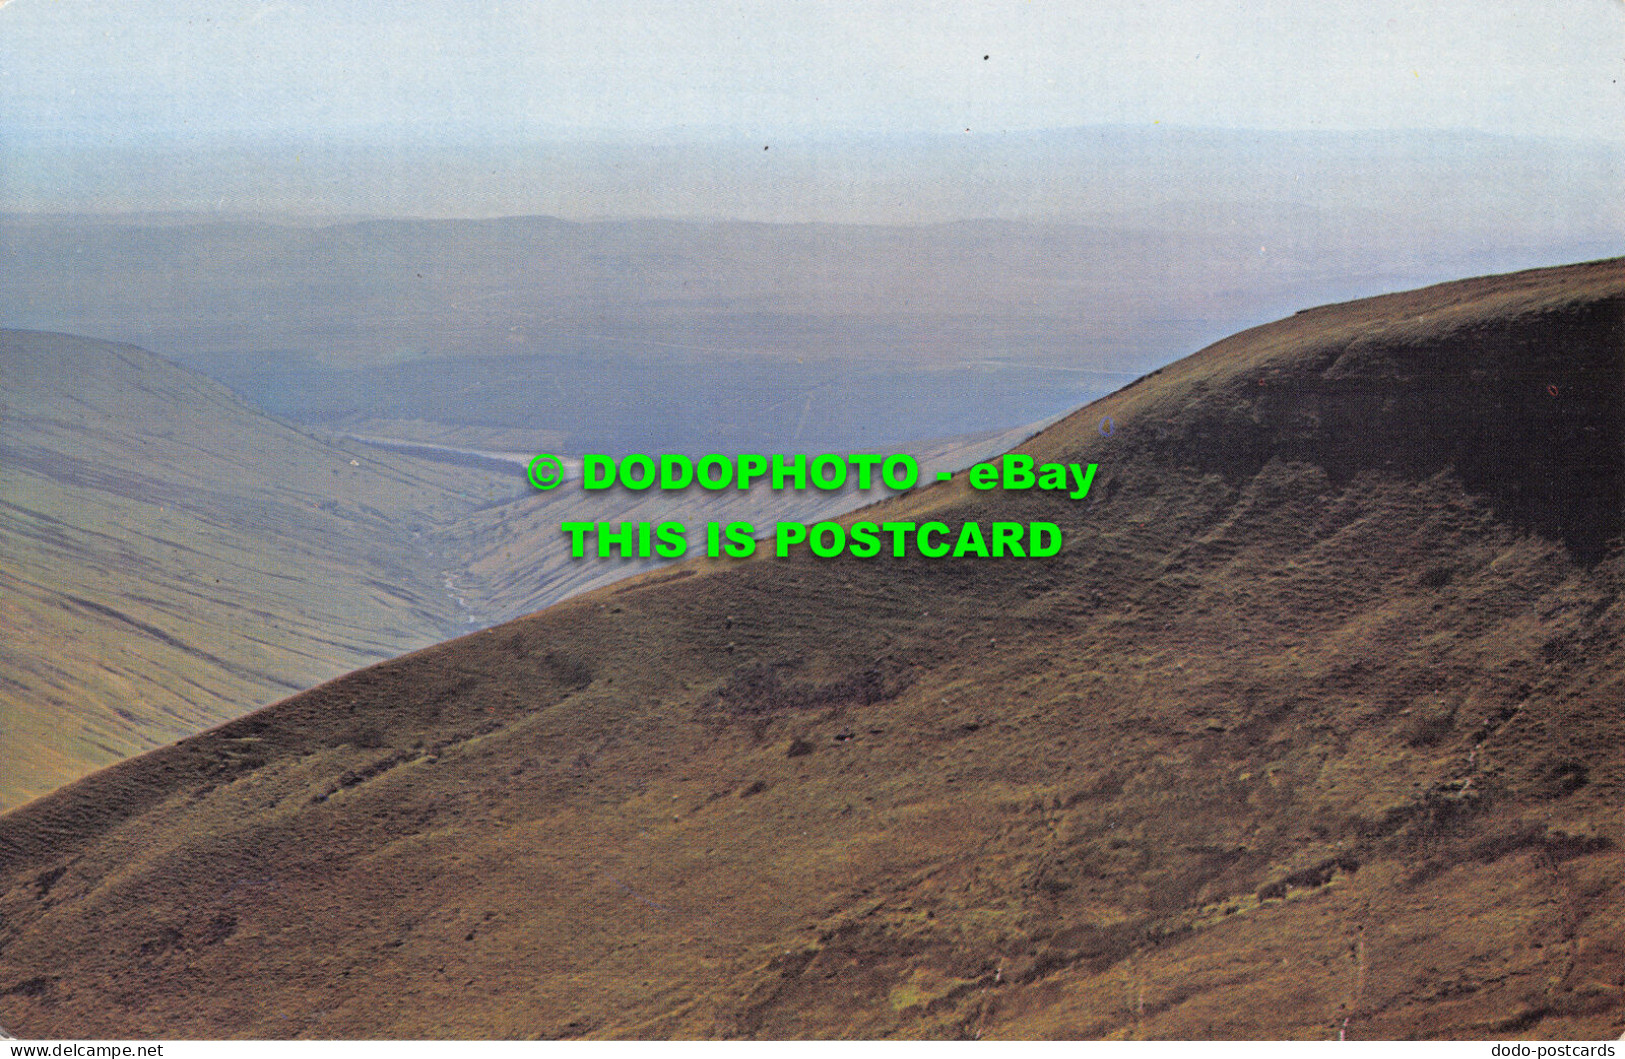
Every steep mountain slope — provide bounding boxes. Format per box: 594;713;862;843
0;331;513;809
0;259;1620;1039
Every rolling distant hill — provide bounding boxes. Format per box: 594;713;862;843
0;331;517;809
10;199;1617;454
0;215;1225;452
0;260;1620;1038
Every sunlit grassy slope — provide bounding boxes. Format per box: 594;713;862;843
0;259;1620;1039
0;331;515;809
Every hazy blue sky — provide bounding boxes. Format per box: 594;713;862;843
2;0;1622;143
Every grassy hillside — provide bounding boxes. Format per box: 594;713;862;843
0;331;517;809
0;259;1619;1039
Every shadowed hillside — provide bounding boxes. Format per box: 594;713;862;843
0;259;1620;1039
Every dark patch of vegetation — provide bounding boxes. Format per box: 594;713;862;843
1539;760;1590;798
705;661;912;727
1402;703;1457;747
32;866;66;900
197;913;238;946
1419;564;1455;588
311;751;415;803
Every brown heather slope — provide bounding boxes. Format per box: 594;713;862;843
0;259;1621;1039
